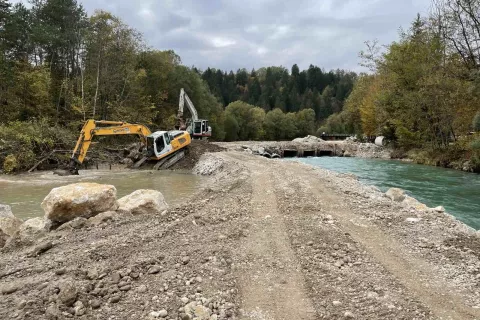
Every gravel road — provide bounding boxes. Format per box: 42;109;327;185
1;151;479;320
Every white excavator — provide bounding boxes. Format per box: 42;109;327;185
175;88;212;139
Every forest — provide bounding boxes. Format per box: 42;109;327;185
0;0;479;172
0;0;356;172
319;1;480;171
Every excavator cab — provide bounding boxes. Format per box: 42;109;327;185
191;120;212;139
146;132;173;158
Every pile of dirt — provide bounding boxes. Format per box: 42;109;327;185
292;135;325;144
170;140;225;170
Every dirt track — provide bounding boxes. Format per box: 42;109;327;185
1;151;480;319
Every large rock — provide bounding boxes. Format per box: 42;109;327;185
41;183;118;223
0;204;13;218
117;190;168;215
18;217;51;240
0;216;23;237
184;302;212;320
386;188;406;202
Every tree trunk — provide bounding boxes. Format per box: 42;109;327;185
93;57;100;118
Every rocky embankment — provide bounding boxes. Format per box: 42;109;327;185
214;136;391;159
1;151;479;319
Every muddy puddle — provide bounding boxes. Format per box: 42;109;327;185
0;169;205;220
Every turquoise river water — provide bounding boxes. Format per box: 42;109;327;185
295;157;480;230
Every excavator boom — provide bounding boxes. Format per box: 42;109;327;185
70;120;152;172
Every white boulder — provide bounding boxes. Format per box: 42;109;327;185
385;188;406;202
434;206;445;213
41;183;118;223
117;190;168;215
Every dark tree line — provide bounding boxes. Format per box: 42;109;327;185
200;65;357;121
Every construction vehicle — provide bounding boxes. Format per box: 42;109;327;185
69;120;191;174
175;88;212;139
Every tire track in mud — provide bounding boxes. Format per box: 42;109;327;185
228;154;316;320
275;160;480;320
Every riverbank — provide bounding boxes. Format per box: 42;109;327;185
214;138;392;159
1;151;480;319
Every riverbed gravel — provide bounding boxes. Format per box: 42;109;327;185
0;150;479;320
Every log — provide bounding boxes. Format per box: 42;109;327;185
27;150;70;173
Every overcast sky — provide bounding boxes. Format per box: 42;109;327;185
13;0;431;72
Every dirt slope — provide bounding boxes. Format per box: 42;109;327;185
0;151;479;320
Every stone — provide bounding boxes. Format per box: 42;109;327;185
158;309;168;317
180;297;189;304
57;217;87;231
90;299;101;309
148;266;161;274
88;211;118;226
45;304;61;319
74;301;85;316
406;217;421;223
57;281;78;306
149;311;160;318
28;241;54;257
402;196;429;212
434;206;445;213
385;188;406;202
109;294;121;303
332;300;342;307
55;268;67;276
1;284;19;294
18;217;51;240
0;204;14;218
344;311;355;318
117;190;168;215
185;302;212;320
41;183;118;223
0;228;8;248
0;216;22;237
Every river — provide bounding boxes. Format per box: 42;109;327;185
0;169;204;220
295;157;480;230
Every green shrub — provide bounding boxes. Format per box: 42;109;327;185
3;155;17;173
473;111;480;132
0;119;75;172
471;138;480;171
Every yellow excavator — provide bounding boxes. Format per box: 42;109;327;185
69;120;191;174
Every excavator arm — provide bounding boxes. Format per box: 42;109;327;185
176;88;199;130
70;120;152;173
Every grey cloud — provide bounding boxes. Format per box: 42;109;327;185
13;0;431;72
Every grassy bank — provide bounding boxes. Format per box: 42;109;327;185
391;136;480;173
